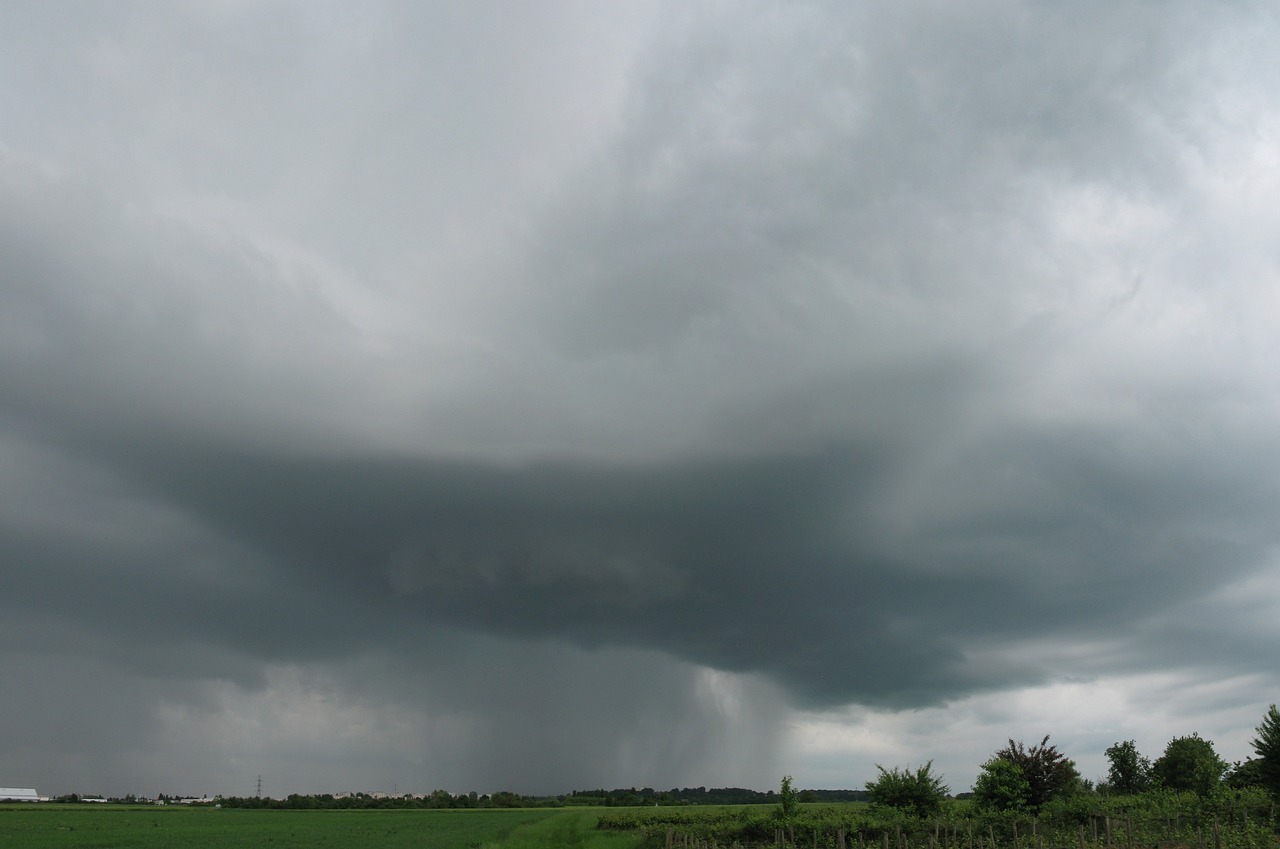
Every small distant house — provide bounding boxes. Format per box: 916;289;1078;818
0;788;42;802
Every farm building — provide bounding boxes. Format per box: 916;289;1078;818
0;787;43;802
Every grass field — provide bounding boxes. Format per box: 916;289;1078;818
0;805;646;849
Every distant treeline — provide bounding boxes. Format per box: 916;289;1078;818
566;787;870;806
196;786;869;810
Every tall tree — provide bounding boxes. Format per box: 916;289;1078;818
778;775;799;821
1251;704;1280;799
1105;740;1152;795
1151;734;1227;795
992;735;1080;810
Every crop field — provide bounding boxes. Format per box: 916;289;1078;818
596;797;1280;849
0;805;645;849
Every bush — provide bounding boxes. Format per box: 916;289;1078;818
866;761;948;819
972;758;1032;812
990;735;1080;810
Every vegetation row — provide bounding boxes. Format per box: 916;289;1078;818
598;705;1280;849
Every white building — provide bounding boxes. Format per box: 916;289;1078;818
0;788;43;802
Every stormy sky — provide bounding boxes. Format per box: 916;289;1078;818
3;1;1279;798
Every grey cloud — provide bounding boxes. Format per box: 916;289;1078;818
3;0;1280;796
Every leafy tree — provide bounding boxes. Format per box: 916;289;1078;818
866;761;948;819
1151;734;1227;795
778;775;799;821
1251;704;1280;799
991;735;1080;810
1104;740;1152;795
1227;758;1265;790
972;758;1032;812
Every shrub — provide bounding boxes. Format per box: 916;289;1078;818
866;761;948;819
990;735;1080;810
972;758;1032;812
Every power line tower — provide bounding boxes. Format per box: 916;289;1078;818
256;776;262;799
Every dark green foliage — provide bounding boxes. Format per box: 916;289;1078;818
599;786;1279;849
1251;703;1280;799
1227;758;1265;789
1151;733;1227;795
991;735;1080;810
865;761;948;818
777;775;799;821
1104;740;1152;794
971;758;1031;812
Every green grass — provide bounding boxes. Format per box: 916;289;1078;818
0;804;583;849
479;809;645;849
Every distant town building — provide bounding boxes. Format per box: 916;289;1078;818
0;788;43;802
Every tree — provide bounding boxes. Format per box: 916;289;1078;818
1151;734;1227;795
778;775;799;821
866;762;948;819
1226;759;1265;790
1104;740;1152;795
991;736;1081;810
1251;704;1280;799
972;758;1032;812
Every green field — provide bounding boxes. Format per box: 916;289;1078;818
0;805;646;849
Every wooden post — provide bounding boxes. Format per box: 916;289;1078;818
1078;824;1086;849
838;828;847;849
1125;817;1131;849
1213;817;1220;849
1105;817;1112;849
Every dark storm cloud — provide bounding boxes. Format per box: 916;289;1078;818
3;0;1280;796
